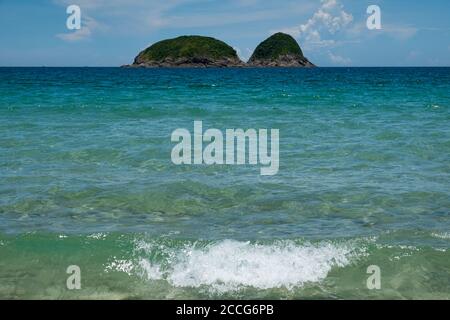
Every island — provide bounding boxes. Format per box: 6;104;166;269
123;33;315;68
127;35;244;68
247;32;315;67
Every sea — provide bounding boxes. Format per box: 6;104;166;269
0;67;449;299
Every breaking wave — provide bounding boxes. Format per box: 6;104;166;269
106;239;363;292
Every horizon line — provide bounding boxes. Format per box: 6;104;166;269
1;66;450;68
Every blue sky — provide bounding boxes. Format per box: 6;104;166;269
1;0;449;66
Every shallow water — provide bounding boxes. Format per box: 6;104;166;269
0;67;449;299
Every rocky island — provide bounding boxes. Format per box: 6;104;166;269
128;35;244;68
248;32;315;67
124;33;315;68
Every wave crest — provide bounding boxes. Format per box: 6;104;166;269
124;239;360;292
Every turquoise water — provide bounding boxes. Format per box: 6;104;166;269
0;67;449;299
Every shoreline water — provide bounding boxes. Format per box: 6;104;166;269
1;67;449;299
0;232;449;299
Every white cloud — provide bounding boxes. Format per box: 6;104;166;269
328;52;351;65
276;0;353;49
382;25;417;40
56;27;91;42
346;21;417;41
150;1;314;29
53;0;191;39
52;0;314;39
56;15;99;41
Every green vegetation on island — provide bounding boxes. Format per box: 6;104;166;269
132;35;243;67
127;33;315;68
248;32;315;67
250;32;304;60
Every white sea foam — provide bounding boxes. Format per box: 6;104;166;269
134;239;358;292
87;232;107;240
431;232;450;240
138;258;163;280
105;258;134;275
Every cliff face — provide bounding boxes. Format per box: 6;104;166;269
247;33;315;67
130;36;244;68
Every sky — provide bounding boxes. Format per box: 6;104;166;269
0;0;449;67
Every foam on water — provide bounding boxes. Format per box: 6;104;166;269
431;232;450;240
120;239;361;292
